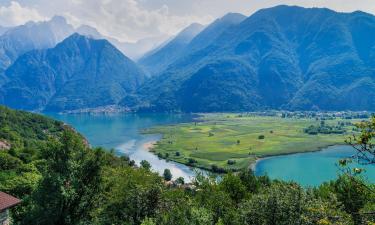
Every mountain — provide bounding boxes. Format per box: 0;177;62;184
76;25;103;39
124;5;375;112
0;33;145;111
187;13;246;53
76;25;168;60
0;16;75;72
0;26;11;35
138;23;205;75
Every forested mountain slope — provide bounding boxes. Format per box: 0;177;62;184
127;6;375;112
0;34;145;111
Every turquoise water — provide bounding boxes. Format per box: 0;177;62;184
46;113;197;181
45;113;375;186
255;145;375;187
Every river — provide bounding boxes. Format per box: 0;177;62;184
47;113;197;182
47;113;374;186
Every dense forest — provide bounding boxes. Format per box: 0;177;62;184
0;105;374;225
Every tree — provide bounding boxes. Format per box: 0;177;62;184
333;175;370;224
345;116;375;165
175;177;185;185
22;131;105;225
239;183;351;225
219;173;246;204
141;160;152;170
163;169;172;181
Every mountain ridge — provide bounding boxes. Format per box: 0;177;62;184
0;33;146;111
124;5;375;112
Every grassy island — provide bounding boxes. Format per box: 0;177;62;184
145;112;363;172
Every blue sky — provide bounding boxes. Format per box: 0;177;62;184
0;0;374;42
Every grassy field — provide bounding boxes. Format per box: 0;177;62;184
144;113;359;171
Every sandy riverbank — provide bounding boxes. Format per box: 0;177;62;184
143;141;157;151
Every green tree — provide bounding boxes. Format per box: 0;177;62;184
333;175;370;224
96;166;163;225
140;160;152;170
219;173;246;204
22;131;105;225
239;183;351;225
345;116;375;164
163;169;172;181
175;177;185;185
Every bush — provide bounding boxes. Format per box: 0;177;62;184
175;151;180;157
140;160;151;170
227;160;236;165
211;164;226;173
258;135;265;139
187;158;198;165
163;169;172;181
175;177;185;185
0;153;22;170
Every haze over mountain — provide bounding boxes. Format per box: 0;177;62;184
0;34;145;111
0;16;75;72
0;26;11;36
76;24;168;60
125;5;375;112
139;23;205;75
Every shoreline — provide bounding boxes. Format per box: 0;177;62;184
251;144;348;172
143;141;157;151
148;140;348;173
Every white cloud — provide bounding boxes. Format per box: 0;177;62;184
0;1;45;27
56;0;213;42
1;0;375;42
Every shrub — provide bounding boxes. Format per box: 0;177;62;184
163;169;172;181
140;160;151;170
258;135;265;139
175;177;185;185
211;164;226;173
187;158;198;165
227;160;236;165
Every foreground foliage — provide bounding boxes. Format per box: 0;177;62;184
0;106;374;225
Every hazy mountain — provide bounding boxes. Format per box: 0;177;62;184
124;6;375;112
76;25;102;39
76;25;168;60
1;34;145;111
138;23;205;75
187;13;246;53
0;16;75;72
0;26;11;35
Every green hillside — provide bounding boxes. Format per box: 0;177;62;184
0;106;373;224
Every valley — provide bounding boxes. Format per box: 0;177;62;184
0;2;375;224
145;112;365;172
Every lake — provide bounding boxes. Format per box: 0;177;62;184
47;113;374;186
47;113;198;182
255;145;375;187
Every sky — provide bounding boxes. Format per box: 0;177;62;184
0;0;374;43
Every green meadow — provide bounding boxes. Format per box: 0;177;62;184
145;113;359;171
